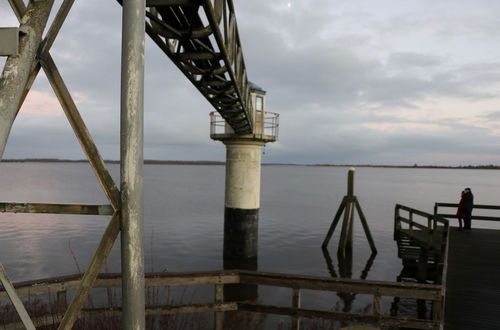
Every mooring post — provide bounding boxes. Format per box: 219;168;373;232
324;168;376;255
346;168;355;248
339;168;355;254
120;0;146;328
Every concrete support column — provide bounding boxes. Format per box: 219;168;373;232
120;0;146;329
223;140;264;260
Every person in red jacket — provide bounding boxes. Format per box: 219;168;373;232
456;190;466;230
462;188;474;230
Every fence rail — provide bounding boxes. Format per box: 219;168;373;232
434;203;500;222
395;204;449;255
0;270;442;329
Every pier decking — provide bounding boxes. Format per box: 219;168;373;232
444;228;500;330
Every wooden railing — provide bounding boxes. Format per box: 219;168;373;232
0;270;443;330
395;204;449;257
434;203;500;222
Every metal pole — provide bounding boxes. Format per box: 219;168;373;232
120;0;146;329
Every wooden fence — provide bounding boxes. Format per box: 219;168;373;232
0;270;443;330
434;203;500;223
395;204;449;259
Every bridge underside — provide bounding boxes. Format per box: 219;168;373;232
138;0;253;134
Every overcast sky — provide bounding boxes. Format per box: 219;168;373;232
1;0;500;165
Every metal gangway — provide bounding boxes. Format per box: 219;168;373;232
0;0;266;328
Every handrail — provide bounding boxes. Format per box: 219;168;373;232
434;202;500;222
394;204;450;328
0;270;442;329
395;204;449;255
209;111;279;139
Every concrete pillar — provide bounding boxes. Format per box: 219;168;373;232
223;140;264;260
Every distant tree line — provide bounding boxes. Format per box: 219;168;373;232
1;159;499;169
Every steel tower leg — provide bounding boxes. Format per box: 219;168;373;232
0;0;54;158
120;0;146;328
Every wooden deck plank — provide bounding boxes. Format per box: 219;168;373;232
444;228;500;330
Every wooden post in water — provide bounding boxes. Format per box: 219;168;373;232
322;168;377;255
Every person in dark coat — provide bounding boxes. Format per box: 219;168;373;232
456;190;466;230
461;188;474;230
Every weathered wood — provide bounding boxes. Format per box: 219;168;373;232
436;203;500;210
436;214;500;221
0;271;241;301
292;288;301;330
0;202;113;215
58;213;120;330
373;294;381;316
56;290;67;312
2;270;441;302
0;264;36;330
238;303;439;329
322;196;346;248
215;284;224;330
444;228;500;330
2;314;63;330
238;271;441;301
355;197;377;253
3;303;239;329
38;54;120;210
339;197;354;253
324;169;376;254
0;268;444;327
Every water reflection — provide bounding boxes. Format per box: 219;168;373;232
321;247;376;313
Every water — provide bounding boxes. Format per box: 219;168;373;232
1;162;500;321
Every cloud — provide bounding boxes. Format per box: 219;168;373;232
2;0;500;165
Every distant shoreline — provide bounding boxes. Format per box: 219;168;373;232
1;158;499;169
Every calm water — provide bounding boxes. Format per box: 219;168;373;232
1;162;500;320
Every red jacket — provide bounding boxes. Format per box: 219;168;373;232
456;197;467;217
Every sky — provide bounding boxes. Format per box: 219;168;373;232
1;0;500;165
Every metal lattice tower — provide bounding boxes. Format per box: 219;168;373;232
0;0;265;328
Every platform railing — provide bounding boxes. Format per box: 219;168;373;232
0;270;442;330
434;203;500;223
394;204;450;329
395;204;449;255
209;111;279;141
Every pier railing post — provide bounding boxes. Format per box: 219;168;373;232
120;0;146;328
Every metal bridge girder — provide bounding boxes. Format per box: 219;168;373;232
141;0;254;134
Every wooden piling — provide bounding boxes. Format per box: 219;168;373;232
322;168;377;255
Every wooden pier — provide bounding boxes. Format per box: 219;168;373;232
444;228;500;330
